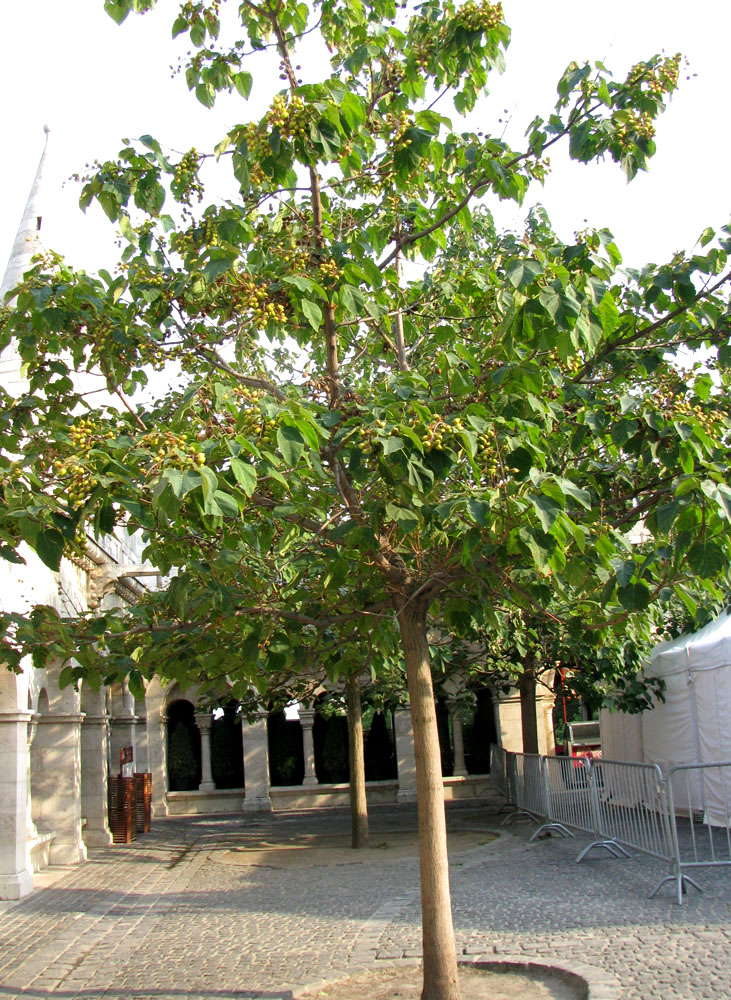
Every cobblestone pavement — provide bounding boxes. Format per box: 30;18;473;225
0;797;729;1000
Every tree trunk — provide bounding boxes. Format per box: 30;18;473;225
398;599;461;1000
345;671;369;849
519;667;539;755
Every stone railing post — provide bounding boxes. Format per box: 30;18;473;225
299;709;318;786
194;713;215;791
449;704;468;777
394;706;418;803
242;710;272;812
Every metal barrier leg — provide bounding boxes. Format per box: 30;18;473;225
529;820;574;842
501;808;538;827
575;839;630;863
650;869;703;905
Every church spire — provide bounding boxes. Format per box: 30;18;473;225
1;125;51;300
1;127;52;394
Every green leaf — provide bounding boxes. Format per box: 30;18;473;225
686;540;725;579
613;559;636;587
104;0;131;25
617;582;651;611
530;494;562;533
163;469;202;499
202;252;237;283
715;484;731;522
558;479;592;509
385;502;420;533
598;290;619;335
340;284;366;316
467;498;490;526
230;458;257;497
382;436;404;456
233;71;252;98
35;528;65;571
302;299;322;330
198;465;219;506
276;425;305;466
506;258;544;291
213;490;240;517
506;447;533;479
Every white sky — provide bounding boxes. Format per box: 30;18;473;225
1;0;730;278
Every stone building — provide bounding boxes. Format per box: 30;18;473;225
0;133;555;900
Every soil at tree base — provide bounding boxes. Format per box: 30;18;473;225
213;828;497;869
298;964;582;1000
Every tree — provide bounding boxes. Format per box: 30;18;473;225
2;2;731;998
440;606;670;753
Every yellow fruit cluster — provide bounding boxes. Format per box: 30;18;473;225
380;110;412;142
232;272;287;326
68;416;114;451
140;429;206;469
612;110;655;151
626;54;681;95
318;257;343;283
355;416;500;478
454;0;503;32
173;148;204;206
52;456;96;509
266;94;310;141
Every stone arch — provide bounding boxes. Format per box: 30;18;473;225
463;686;498;775
166;698;201;791
210;702;244;789
267;708;304;786
312;693;349;784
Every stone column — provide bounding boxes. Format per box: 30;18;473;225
34;712;87;865
394;707;418;803
26;713;39;841
242;711;271;812
195;713;215;791
0;711;34;899
81;709;113;847
147;712;168;818
109;681;138;773
449;705;468;777
299;709;318;786
134;709;151;773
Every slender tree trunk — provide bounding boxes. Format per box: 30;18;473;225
519;666;539;755
346;671;369;849
397;598;461;1000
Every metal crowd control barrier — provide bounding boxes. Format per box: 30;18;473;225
489;744;511;802
532;755;591;847
489;749;684;899
501;752;547;826
588;759;671;869
656;762;731;904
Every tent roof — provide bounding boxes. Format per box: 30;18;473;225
650;609;731;676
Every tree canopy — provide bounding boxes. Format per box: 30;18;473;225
2;2;731;997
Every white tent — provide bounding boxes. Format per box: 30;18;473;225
600;610;731;824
